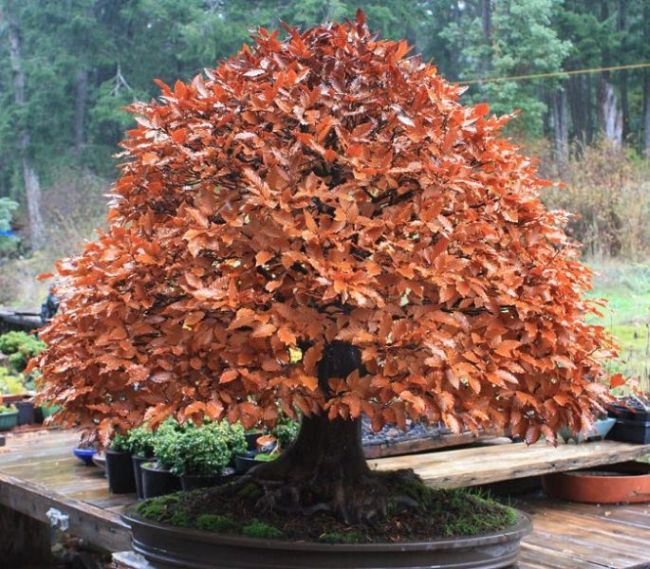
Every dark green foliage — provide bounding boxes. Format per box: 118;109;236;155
110;433;130;453
126;424;156;458
0;332;46;372
0;0;648;221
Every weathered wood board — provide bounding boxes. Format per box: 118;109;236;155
371;439;650;488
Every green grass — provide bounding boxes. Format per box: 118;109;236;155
586;259;650;392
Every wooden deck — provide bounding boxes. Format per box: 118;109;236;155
0;429;649;568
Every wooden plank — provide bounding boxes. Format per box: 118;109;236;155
0;504;52;568
371;440;650;488
363;428;502;459
0;471;131;552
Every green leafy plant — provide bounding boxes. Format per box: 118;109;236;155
110;432;130;452
152;427;182;470
165;422;233;476
271;415;299;449
0;367;26;395
127;424;156;458
0;404;17;414
0;332;46;373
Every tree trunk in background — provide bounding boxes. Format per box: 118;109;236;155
551;87;569;172
643;69;650;160
74;67;88;158
617;0;629;141
5;1;45;249
599;80;623;147
480;0;491;75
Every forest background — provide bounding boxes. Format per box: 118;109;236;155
0;0;648;387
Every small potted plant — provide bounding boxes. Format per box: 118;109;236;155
173;422;238;491
106;433;136;493
72;439;97;466
127;424;156;499
0;404;18;431
141;421;182;498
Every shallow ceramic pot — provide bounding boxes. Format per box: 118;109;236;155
73;447;97;466
123;509;532;569
542;461;650;504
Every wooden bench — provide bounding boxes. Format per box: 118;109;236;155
0;429;648;565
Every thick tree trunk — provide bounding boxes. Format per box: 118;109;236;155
599;79;623;147
251;341;417;523
6;2;45;249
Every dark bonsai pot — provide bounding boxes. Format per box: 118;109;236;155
106;448;136;494
15;401;35;425
133;454;153;500
141;461;181;499
244;431;264;450
180;467;237;491
0;411;18;431
234;451;275;474
542;461;650;504
123;509;532;569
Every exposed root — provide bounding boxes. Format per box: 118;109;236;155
246;465;422;525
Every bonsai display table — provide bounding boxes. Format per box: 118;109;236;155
0;429;648;566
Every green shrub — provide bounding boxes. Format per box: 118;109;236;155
0;367;26;395
0;332;46;373
210;420;247;457
166;423;231;476
271;415;299;449
110;433;130;452
127;424;156;457
0;404;17;414
152;427;182;470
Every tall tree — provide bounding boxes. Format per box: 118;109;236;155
2;0;44;248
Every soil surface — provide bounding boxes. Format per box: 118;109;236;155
134;477;517;544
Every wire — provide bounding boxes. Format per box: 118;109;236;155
460;62;650;85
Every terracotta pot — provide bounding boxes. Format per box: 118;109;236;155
542;461;650;504
123;509;532;569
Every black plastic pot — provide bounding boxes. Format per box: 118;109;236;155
15;401;35;425
608;417;650;444
608;404;650;421
133;454;152;500
141;462;181;499
123;509;532;569
106;449;136;494
180;467;237;491
233;451;274;475
245;431;264;450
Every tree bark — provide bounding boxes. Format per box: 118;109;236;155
644;69;650;159
74;67;88;158
551;87;569;172
5;1;45;249
251;341;417;523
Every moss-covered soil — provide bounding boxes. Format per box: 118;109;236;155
134;478;518;544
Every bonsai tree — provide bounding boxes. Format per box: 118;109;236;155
36;12;612;524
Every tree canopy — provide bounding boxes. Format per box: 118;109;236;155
36;12;612;445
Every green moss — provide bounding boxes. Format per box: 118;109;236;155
136;494;181;522
196;514;236;532
318;531;364;544
242;520;284;539
169;510;192;528
237;481;263;501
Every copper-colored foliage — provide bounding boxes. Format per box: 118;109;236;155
36;12;613;445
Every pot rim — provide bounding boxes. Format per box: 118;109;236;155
123;509;532;552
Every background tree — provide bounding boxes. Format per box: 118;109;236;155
36;14;612;522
